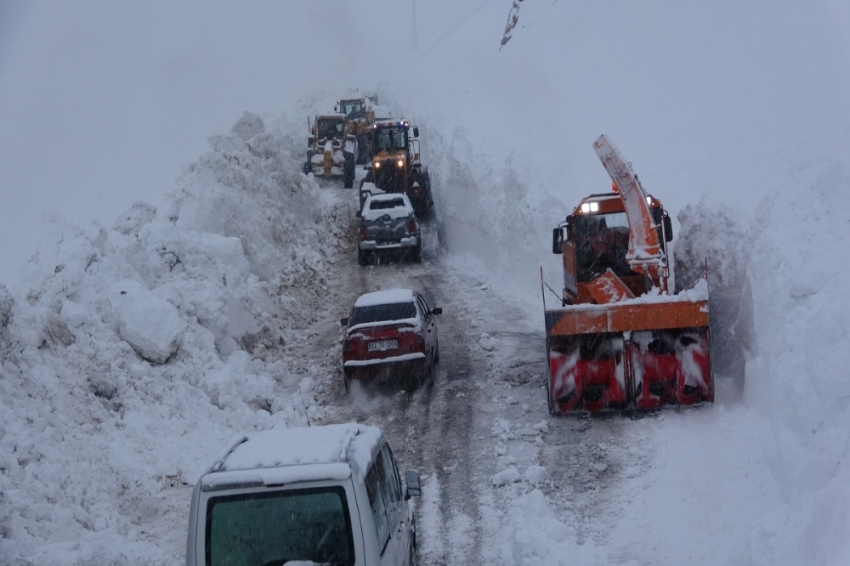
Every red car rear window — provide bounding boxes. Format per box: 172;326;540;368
350;302;416;326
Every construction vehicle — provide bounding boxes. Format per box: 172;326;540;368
335;97;376;165
335;95;393;165
360;120;433;217
542;135;713;413
303;113;357;188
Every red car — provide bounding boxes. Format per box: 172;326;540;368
341;289;441;390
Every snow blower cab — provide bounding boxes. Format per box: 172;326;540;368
543;135;713;413
304;113;357;188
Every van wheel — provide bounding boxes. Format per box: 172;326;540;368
358;250;369;266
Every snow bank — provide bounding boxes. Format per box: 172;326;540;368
491;489;609;566
0;113;351;564
674;200;755;388
745;163;850;565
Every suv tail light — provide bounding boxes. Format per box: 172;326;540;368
408;220;417;234
359;225;366;240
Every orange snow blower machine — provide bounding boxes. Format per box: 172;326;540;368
543;135;713;413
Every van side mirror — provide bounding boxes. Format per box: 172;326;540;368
430;307;442;315
405;469;421;499
412;126;419;138
355;210;362;218
663;213;673;242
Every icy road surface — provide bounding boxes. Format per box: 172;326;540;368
303;183;636;565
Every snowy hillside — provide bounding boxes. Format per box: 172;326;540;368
2;1;850;565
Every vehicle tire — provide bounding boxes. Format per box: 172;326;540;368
344;376;351;394
358;250;369;266
409;243;422;263
409;540;417;566
343;155;355;189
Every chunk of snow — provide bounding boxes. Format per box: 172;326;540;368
230;111;265;141
493;465;521;486
524;465;547;486
107;280;184;363
479;333;497;351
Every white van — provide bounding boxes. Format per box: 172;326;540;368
186;423;421;566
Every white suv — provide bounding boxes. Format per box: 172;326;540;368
356;193;421;265
186;423;421;566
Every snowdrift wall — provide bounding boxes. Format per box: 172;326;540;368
0;113;350;564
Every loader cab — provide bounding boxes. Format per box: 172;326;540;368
369;122;419;189
337;98;365;120
315;116;346;142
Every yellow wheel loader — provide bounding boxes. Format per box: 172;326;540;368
359;120;433;217
303;113;357;188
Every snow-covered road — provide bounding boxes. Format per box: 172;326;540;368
2;107;847;566
300;180;636;565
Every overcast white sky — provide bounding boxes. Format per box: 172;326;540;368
0;1;426;288
2;1;849;290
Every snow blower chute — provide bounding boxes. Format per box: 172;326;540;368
543;135;713;413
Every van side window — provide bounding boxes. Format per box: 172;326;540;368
375;447;400;532
381;444;403;508
365;454;391;553
416;296;429;322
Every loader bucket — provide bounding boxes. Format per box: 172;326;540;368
544;295;712;413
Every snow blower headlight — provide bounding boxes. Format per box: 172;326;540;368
580;202;599;213
374;161;381;169
396;159;404;168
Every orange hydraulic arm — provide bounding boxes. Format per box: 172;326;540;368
593;135;668;293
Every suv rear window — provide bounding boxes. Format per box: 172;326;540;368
370;198;406;210
205;486;354;566
350;302;416;326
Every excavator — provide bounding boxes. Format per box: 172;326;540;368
543;135;713;413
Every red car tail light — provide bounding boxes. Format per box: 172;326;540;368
408;220;417;234
343;339;353;353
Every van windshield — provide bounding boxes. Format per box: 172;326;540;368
206;486;354;566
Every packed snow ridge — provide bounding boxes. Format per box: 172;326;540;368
0;112;353;564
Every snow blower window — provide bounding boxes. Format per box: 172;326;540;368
351;302;417;325
574;212;634;282
205;486;354;566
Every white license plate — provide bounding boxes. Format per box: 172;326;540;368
368;340;398;352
